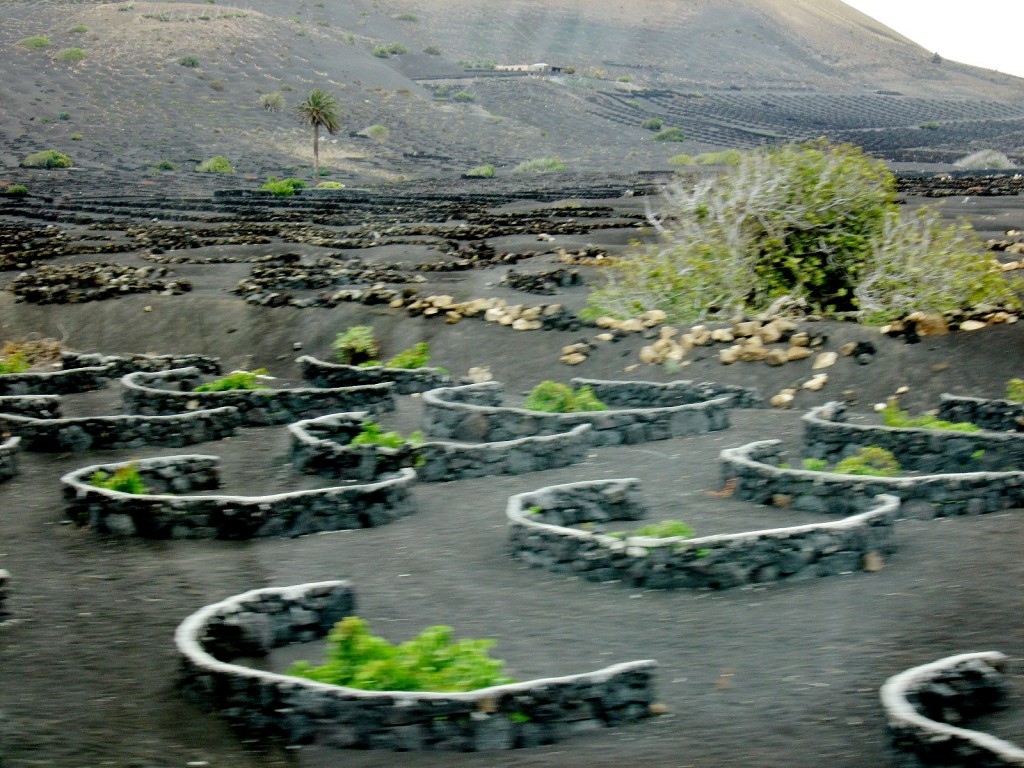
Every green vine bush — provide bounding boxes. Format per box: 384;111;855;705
1007;378;1024;402
2;185;28;198
0;352;30;374
383;341;430;369
585;141;1019;323
523;381;607;413
880;400;980;432
21;150;72;168
350;421;423;448
464;163;495;178
193;368;268;392
89;463;149;494
332;326;380;365
260;176;306;196
610;519;694;539
288;617;513;692
512;157;566;174
17;36;51;50
196;156;233;173
802;447;901;477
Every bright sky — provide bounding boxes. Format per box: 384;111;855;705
842;0;1024;79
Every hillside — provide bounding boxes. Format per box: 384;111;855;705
1;0;1023;185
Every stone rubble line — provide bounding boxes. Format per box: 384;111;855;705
0;436;19;483
720;439;1024;518
508;479;899;590
174;581;657;751
880;652;1024;766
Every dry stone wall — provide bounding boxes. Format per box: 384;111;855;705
938;393;1024;433
881;651;1024;766
62;455;416;539
0;436;20;482
720;439;1024;518
121;368;395;426
0;366;108;396
508;479;899;589
175;581;657;751
62;351;222;377
297;355;451;395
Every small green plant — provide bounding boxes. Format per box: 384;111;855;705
512;157;566;174
1006;378;1024;402
21;150;72;169
332;326;380;365
55;48;86;63
526;505;543;516
423;45;441;55
508;711;531;723
955;149;1015;170
372;45;390;58
261;176;306;196
523;381;608;413
920;122;940;131
70;133;83;141
833;446;901;477
17;36;51;50
641;118;663;131
178;55;200;68
696;149;744;165
58;112;69;120
393;12;418;21
193;368;269;392
0;352;30;373
653;127;686;142
364;123;390;142
668;153;694;166
464;163;495;179
68;24;89;33
617;75;633;83
801;458;829;472
89;463;149;495
2;185;28;198
155;160;175;171
259;91;285;112
611;519;694;539
315;180;345;189
196;155;233;173
384;342;431;369
452;91;475;102
288;617;513;692
881;400;980;432
350;421;423;449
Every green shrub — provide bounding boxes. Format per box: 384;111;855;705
833;446;901;477
955;149;1015;170
261;176;306;196
70;133;83;141
350;421;423;449
801;458;828;472
54;47;86;63
17;36;51;50
69;24;89;33
392;12;418;21
423;45;441;55
372;46;391;58
1007;378;1024;402
155;160;175;171
288;616;513;692
21;150;72;168
193;368;268;392
259;91;285;112
512;157;566;174
0;352;30;373
315;180;345;189
668;154;694;166
653;127;685;142
920;122;940;130
2;185;28;198
332;326;380;365
880;400;980;432
385;342;431;369
178;55;200;68
611;519;694;539
89;463;149;494
452;91;475;103
58;112;69;120
523;382;607;413
365;124;390;142
196;155;233;173
464;163;495;179
641;118;663;131
584;140;1018;323
695;149;743;165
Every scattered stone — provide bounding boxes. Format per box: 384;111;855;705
907;312;949;337
560;352;587;366
596;332;615;342
770;391;795;409
790;332;810;347
640;309;668;327
839;342;858;357
619;318;644;333
862;552;885;572
719;346;740;365
649;703;670;716
786;346;812;362
895;386;910;395
466;366;492;383
772;494;793;508
802;373;828;391
959;319;987;331
689;325;711;346
733;320;760;338
758;320;784;345
711;328;735;343
639;346;662;365
765;348;789;367
812;352;837;370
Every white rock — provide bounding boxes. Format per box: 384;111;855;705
812;351;837;370
960;319;987;331
802;374;828;391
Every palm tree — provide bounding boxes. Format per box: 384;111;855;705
295;88;341;179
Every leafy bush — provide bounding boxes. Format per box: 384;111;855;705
392;12;418;21
288;616;513;692
17;36;51;50
464;163;495;179
69;24;89;33
332;326;380;365
653;127;685;142
452;91;475;103
801;458;828;471
920;122;940;130
955;149;1015;170
259;92;285;112
696;149;743;165
261;176;306;196
89;463;149;495
2;185;28;198
833;447;901;477
423;45;441;55
196;155;233;173
178;55;199;67
523;382;607;413
55;47;86;63
0;352;29;374
384;342;431;369
350;421;423;449
155;160;175;171
193;368;268;392
611;519;694;539
880;400;980;432
668;154;694;166
1007;378;1024;402
70;133;83;141
315;180;345;189
21;150;72;168
365;124;390;142
512;157;566;174
584;140;1018;323
372;46;391;58
641;118;663;131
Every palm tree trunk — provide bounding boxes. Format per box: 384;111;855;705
312;126;320;179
